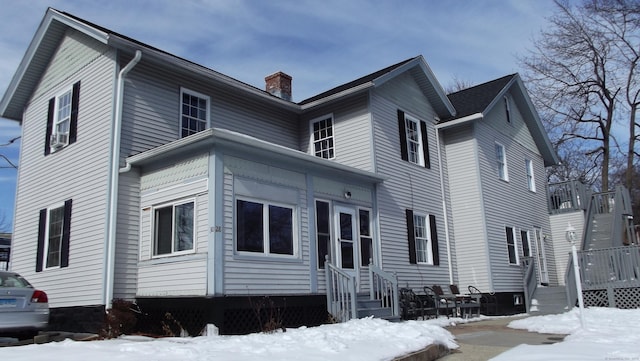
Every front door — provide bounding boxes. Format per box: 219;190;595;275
334;205;359;282
534;227;550;285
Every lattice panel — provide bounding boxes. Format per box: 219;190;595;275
614;288;640;309
583;289;609;307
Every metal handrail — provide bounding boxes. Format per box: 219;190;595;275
522;257;536;313
325;256;357;323
368;260;399;318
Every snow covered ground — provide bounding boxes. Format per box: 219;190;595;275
0;307;638;361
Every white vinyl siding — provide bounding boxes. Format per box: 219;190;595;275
9;30;115;307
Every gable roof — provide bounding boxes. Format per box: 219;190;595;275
300;55;456;118
439;74;559;167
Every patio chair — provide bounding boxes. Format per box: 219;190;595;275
468;285;499;315
399;288;424;320
424;286;455;318
449;284;480;318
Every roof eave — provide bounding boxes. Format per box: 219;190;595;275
299;83;373;110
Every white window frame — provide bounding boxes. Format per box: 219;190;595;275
51;87;73;150
413;212;433;265
506;226;519;265
358;207;374;267
43;202;65;269
520;229;531;258
495;142;509;181
151;199;196;257
405;114;425;166
525;158;536;192
310;114;335;159
180;87;210;138
235;196;298;258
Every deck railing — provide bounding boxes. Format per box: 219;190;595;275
369;260;399;318
325;257;357;323
522;257;536;313
548;180;589;214
579;245;640;290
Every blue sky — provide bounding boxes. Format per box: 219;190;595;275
0;0;556;230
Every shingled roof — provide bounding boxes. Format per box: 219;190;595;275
444;74;516;121
299;57;417;105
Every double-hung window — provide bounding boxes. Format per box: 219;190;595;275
153;200;195;256
180;88;210;138
36;199;72;271
495;142;508;181
359;209;373;266
405;209;439;265
398;110;430;168
311;115;335;159
506;226;519;265
236;198;296;257
525;159;536;192
46;82;80;154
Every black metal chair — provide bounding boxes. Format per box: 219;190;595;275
449;284;480;318
468;285;498;315
399;288;423;320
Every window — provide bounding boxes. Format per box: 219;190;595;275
311;116;335;159
45;82;80;154
315;200;331;268
495;142;508;181
398;110;430;168
36;200;72;271
521;229;531;258
506;226;519;265
413;213;432;264
359;209;373;266
504;96;512;123
153;201;195;256
236;198;295;256
180;88;209;138
405;209;439;265
525;159;536;192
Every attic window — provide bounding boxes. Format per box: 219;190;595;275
311;115;335;159
180;88;210;138
504;96;512;123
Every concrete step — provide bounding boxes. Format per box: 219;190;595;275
530;286;569;315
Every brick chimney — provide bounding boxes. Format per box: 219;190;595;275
265;71;292;101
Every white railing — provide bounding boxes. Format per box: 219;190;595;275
325;257;357;323
368;260;399;318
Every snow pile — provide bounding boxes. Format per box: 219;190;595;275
492;307;640;361
0;317;457;361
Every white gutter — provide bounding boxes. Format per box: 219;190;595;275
435;112;483;130
105;50;142;308
435;124;454;285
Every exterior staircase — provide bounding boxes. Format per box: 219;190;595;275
529;286;569;315
356;293;400;321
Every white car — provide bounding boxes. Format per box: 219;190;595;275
0;271;49;337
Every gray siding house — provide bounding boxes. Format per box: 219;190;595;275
0;9;558;333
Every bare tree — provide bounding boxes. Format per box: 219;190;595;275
520;0;627;191
445;76;476;94
0;136;19;169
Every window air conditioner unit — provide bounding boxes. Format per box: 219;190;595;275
50;132;69;149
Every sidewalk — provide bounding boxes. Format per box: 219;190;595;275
439;316;566;361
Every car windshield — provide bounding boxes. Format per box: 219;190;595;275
0;274;32;288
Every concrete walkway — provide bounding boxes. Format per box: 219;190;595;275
439;316;567;361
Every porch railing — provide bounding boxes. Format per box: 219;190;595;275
325;256;357;323
579;245;640;290
522;257;536;313
548;180;589;215
369;260;399;318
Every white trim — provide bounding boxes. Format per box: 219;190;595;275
403;111;425;167
357;206;374;267
495;142;509;181
150;198;197;258
525;158;536;192
234;196;299;259
435;124;453;284
309;113;335;159
506;226;519;265
314;198;333;270
43;202;66;270
179;87;211;138
434;113;483;130
412;212;434;265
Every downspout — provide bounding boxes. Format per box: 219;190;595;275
105;50;142;308
435;125;454;285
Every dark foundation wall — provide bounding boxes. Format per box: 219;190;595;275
135;295;328;336
48;305;106;333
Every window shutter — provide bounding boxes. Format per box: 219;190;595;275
36;209;47;272
69;81;80;144
45;98;55;156
420;121;431;169
429;214;440;265
60;199;72;268
397;110;408;161
405;209;416;264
